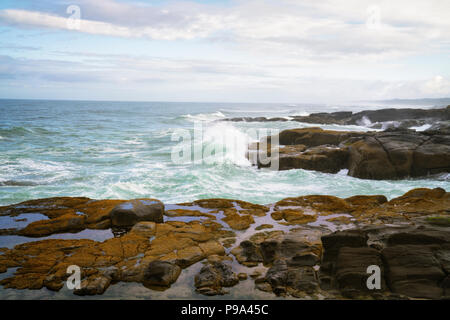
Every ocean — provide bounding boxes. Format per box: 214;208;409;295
0;99;448;207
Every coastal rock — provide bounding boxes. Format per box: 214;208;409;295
0;218;229;292
236;240;263;265
109;199;164;226
165;209;215;219
271;209;317;224
142;260;181;288
387;229;450;246
321;230;368;265
347;136;398;180
224;106;449;128
255;224;273;230
382;245;445;299
232;229;322;284
0;189;449;299
0;197;126;236
231;231;286;267
347;130;449;179
335;247;384;293
129;221;156;237
222;209;255;230
251;126;450;179
345;195;387;209
194;261;239;295
264;259;318;296
276;127;363;147
276;194;351;214
413;135;450;176
19;213;86;237
269;145;349;173
74;275;111;296
319;224;450;299
347;107;450;125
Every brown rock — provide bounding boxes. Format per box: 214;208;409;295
142;260;181;288
222;210;254;230
271;209;317;224
348;137;397;180
194;261;239;295
74;275;111;295
109;199;164;226
277;127;363;147
19;213;86;237
382;245;446;299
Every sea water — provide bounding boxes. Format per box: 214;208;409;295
0;99;448;207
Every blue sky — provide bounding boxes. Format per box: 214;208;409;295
0;0;449;102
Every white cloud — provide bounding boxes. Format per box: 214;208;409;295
422;75;450;95
0;8;224;40
1;0;449;102
1;0;449;60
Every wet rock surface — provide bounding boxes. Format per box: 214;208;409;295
194;261;239;295
250;127;450;180
319;224;450;299
109;199;164;226
0;187;449;299
142;260;181;288
225;106;450;128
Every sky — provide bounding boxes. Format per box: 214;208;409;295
0;0;449;103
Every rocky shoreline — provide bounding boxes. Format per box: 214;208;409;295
225;106;450;130
248;126;450;179
239;107;450;180
0;187;449;299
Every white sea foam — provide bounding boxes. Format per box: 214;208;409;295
202;122;252;167
1;101;448;208
183;111;226;122
411;124;432;131
219;108;295;114
357;116;372;126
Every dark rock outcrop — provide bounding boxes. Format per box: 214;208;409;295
382;245;445;299
335;247;384;294
276;127;363;147
251;127;450;180
320;226;450;299
264;259;318;296
143;260;181;288
74;275;112;296
0;189;449;299
224;106;450;129
109;199;164;226
194;261;239;295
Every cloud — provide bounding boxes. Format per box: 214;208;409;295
0;8;224;40
1;0;449;60
376;75;450;99
1;0;449;102
1;50;447;102
422;76;450;95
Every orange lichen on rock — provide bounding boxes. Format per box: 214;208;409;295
0;197;126;236
0;219;229;293
271;209;317;224
221;208;255;230
165;209;216;219
18;213;86;237
0;187;448;296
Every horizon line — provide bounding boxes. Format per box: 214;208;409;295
1;97;449;106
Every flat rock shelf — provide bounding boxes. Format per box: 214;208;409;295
0;187;449;299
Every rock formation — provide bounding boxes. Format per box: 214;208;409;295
0;187;449;299
251;127;450;180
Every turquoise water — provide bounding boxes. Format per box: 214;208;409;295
0;99;448;206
